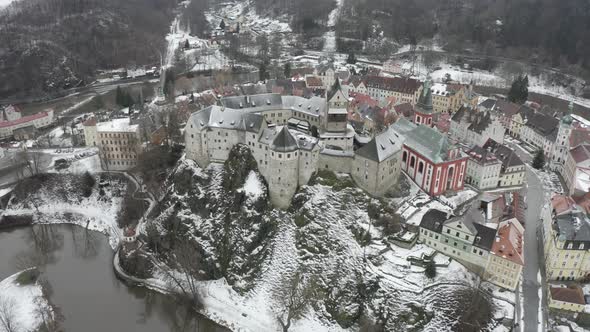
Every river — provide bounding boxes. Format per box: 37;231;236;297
0;224;228;332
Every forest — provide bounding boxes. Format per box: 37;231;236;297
336;0;590;74
0;0;178;98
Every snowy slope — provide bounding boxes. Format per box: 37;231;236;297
0;270;52;332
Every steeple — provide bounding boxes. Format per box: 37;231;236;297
561;101;574;125
416;77;433;114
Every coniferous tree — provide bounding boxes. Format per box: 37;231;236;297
259;62;268;82
532;149;545;169
508;75;529;104
115;86;124;106
283;62;291;78
184;39;190;50
219;19;226;30
346;52;357;64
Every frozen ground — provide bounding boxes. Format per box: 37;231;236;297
0;270;52;332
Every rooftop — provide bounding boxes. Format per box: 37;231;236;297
355;125;404;162
490;219;524;266
549;285;586;305
96;117;139;133
392;118;463;163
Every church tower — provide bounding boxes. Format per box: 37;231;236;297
414;78;435;127
551;101;574;172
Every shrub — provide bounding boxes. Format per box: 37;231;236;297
16;268;40;285
424;260;436;279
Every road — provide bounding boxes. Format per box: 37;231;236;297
506;140;547;332
0;76;159;106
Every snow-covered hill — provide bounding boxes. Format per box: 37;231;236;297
134;146;513;331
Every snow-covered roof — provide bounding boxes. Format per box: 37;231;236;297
430;83;450;97
96;118;139;133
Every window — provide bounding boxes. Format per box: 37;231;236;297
446;229;450;234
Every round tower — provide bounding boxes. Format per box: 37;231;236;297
268;126;300;208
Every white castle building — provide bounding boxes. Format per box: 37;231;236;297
184;87;404;208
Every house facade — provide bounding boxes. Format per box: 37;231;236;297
542;196;590;281
0;105;55;139
485;218;524;290
364;76;423;105
564;144;590;195
420;203;524;290
520;112;559;156
483;140;526;188
465;146;502;190
450;107;505;147
94;118;141;171
548;285;587;313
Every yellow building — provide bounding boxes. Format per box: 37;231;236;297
484;218;524;291
430;83;475;114
548;285;587;313
543;196;590;281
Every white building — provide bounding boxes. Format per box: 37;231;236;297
520;112;559;156
450;107;505;147
184;91;405;208
420;201;524;291
0;105;55;139
550;103;574;174
93;118;141;171
465;145;502;190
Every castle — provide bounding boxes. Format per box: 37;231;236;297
184;81;459;208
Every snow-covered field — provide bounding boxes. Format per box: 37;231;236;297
0;270;52;332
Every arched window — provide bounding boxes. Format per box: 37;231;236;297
418;162;424;173
402;151;407;162
410;156;415;168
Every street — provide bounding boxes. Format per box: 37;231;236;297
507;140;547;332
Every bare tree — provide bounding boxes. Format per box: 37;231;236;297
162;236;203;311
273;270;317;332
0;297;20;332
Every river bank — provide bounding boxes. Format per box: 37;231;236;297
0;224;225;331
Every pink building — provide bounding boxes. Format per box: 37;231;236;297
393;118;468;196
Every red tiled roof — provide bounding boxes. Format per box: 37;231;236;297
570;128;590;148
491;219;524;266
551;195;577;215
0;111;51;128
549;285;586;305
364;75;421;94
495;100;521;117
573;193;590;214
83;117;97;126
305;76;323;87
569;144;590;164
393;102;414;117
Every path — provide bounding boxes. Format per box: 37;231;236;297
321;0;343;53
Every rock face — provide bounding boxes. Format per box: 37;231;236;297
151;146;275;293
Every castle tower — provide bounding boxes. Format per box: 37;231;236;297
551;101;574;172
325;79;348;133
268;126;300;208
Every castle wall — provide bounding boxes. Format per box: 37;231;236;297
298;147;320;185
208;128;241;162
318;152;353;174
